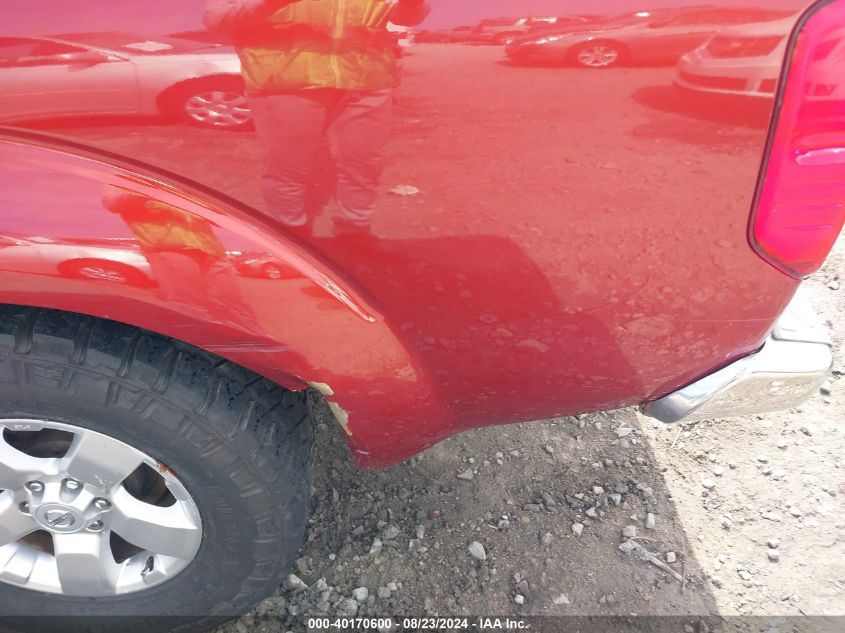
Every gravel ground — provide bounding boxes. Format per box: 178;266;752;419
215;234;843;632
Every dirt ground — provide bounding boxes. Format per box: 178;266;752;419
212;249;844;633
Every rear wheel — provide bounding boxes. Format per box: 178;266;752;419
164;77;252;130
262;263;284;280
0;307;312;629
572;42;624;68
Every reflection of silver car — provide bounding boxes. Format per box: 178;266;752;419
0;34;250;129
0;235;153;286
475;16;593;45
505;8;790;68
676;18;794;98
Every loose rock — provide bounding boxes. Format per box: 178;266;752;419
456;468;474;481
468;541;487;561
571;522;584;536
283;574;308;592
337;598;359;617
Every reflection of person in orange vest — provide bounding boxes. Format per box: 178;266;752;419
204;0;430;236
102;186;257;329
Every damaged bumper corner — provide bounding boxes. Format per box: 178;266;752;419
641;290;832;424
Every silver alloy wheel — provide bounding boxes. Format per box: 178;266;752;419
263;265;283;280
576;44;620;67
184;91;251;128
0;419;202;597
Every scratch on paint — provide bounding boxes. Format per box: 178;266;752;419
327;402;352;436
307;381;335;396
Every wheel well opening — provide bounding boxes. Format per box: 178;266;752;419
0;304;346;451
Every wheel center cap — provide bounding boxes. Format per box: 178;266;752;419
34;504;82;533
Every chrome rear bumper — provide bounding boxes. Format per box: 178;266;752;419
642;291;832;424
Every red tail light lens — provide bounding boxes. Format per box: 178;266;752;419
751;1;845;278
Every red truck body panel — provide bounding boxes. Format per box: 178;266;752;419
0;0;830;466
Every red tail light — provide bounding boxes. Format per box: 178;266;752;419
751;0;845;278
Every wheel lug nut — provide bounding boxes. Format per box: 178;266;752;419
88;520;104;532
25;481;44;493
93;498;111;510
19;502;30;514
64;479;82;491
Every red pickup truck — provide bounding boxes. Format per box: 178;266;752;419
0;0;841;626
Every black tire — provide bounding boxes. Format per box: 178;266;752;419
0;307;313;630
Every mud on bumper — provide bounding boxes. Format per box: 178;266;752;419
642;290;832;423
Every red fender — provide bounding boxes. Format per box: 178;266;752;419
0;136;445;467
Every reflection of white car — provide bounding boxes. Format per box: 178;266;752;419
675;18;795;97
0;34;250;128
0;235;153;286
387;22;414;49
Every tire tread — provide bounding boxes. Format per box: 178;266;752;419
0;305;313;625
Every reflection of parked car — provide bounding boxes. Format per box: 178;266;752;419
415;26;475;43
506;7;790;68
0;34;249;129
231;252;289;280
387;22;415;51
0;235;152;286
474;16;594;45
676;17;800;98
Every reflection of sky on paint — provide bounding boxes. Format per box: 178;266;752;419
4;0;811;35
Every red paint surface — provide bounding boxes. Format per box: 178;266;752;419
0;1;838;467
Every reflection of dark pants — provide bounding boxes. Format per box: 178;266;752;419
249;89;393;226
